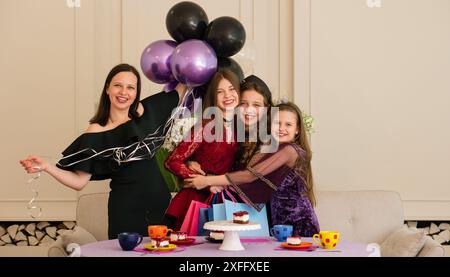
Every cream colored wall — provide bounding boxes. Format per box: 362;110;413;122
122;0;293;100
1;0;293;221
294;0;450;220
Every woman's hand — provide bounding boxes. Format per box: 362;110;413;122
209;185;225;194
184;174;210;190
175;83;188;104
186;161;205;176
19;155;48;174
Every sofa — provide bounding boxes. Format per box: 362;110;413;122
48;190;444;257
314;190;444;257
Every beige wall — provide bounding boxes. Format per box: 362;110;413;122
1;0;293;221
5;0;448;223
294;0;450;220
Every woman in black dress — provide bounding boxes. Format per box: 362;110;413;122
20;64;185;239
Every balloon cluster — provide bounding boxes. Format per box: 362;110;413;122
140;1;246;100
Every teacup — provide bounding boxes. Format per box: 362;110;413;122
118;232;143;251
313;230;340;249
270;225;293;242
148;225;173;239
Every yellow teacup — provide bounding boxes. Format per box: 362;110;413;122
148;225;172;239
313;231;340;249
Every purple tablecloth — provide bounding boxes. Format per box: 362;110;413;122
80;237;373;257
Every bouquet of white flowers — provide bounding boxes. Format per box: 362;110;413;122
156;117;198;192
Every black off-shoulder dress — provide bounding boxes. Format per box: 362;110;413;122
56;91;179;239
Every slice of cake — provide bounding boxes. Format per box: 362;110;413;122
286;236;302;245
209;231;224;241
233;211;249;224
170;231;187;241
150;237;170;248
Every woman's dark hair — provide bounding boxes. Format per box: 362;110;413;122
90;63;141;126
202;69;241;111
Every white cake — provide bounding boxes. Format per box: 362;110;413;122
150;238;170;248
286;236;302;245
209;231;224;240
178;233;186;240
170;231;187;241
233;211;249;224
169;233;179;241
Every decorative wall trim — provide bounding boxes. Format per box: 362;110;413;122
293;0;311;113
402;200;450;221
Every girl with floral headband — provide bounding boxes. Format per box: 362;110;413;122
185;101;320;236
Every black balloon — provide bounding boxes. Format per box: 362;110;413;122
218;57;244;83
166;2;209;43
204;16;246;57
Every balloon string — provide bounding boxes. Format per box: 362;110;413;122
27;166;42;219
57;96;190;168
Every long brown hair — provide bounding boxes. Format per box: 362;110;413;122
276;102;316;206
90;63;141;126
202;69;241;112
236;75;274;169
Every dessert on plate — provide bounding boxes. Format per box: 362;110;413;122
150;237;170;248
209;230;224;241
233;211;249;224
286;236;302;245
170;231;187;241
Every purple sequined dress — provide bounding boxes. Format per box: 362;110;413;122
270;169;320;236
225;143;320;236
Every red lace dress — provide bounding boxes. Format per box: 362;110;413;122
164;121;238;230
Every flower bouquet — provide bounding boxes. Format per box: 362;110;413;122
156;117;198;192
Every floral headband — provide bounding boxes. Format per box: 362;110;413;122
274;96;315;134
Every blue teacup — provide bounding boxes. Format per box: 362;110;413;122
270;225;293;242
118;232;143;251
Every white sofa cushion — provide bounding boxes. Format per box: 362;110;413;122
315;191;404;243
380;226;426;257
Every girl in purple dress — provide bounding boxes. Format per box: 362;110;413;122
185;102;320;236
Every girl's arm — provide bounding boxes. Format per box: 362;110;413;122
185;144;299;189
164;126;203;179
20;155;91;191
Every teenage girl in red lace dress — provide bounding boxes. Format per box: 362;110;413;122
164;69;240;230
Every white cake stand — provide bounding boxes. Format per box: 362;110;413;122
203;220;261;251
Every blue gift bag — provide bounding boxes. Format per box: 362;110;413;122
211;203;226;221
224;199;269;237
207;193;221;221
197;207;210;236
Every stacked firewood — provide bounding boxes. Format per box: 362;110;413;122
0;221;76;247
407;221;450;245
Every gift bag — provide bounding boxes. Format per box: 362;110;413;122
224;199;269;237
207;193;222;221
211;203;226;221
180;200;209;236
197;207;210;236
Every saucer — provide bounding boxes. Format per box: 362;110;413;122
281;242;315;250
144;243;177;251
169;237;196;245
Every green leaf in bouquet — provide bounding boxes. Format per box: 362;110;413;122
155;148;181;192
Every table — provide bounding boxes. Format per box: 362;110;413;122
80;237;379;257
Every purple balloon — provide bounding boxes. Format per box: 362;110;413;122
140;40;177;84
170;39;217;87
